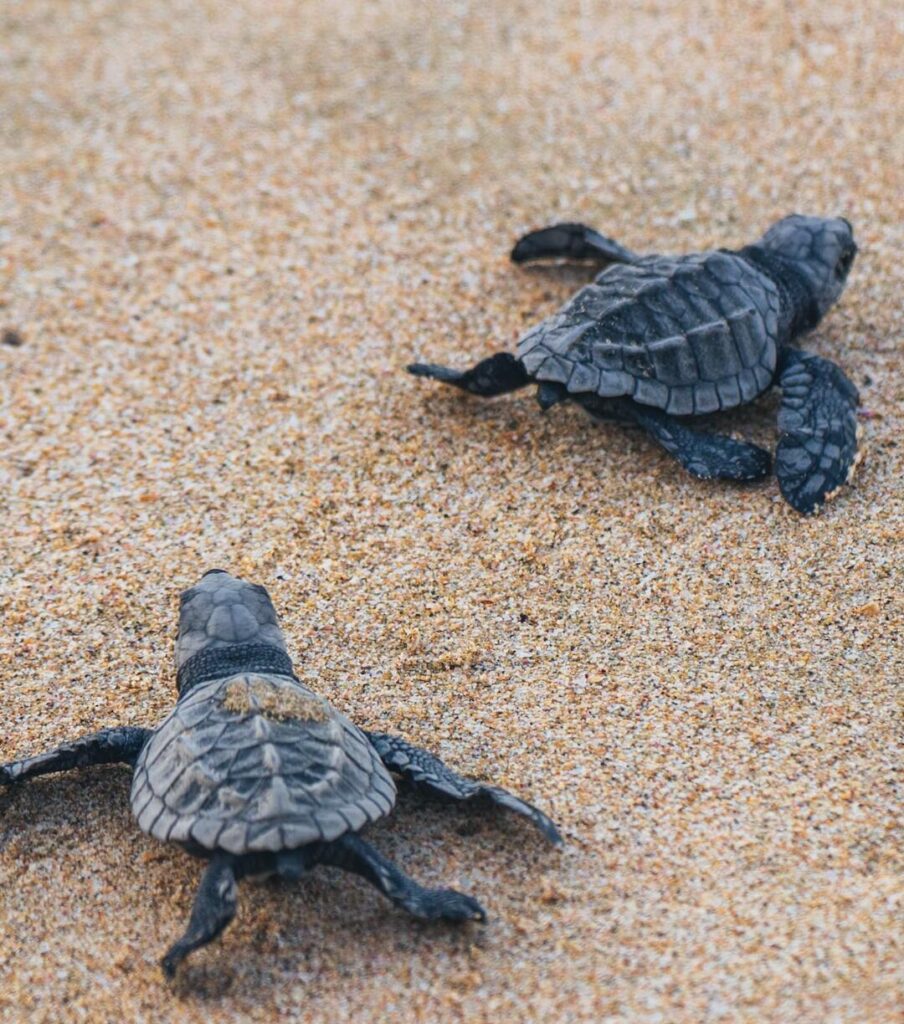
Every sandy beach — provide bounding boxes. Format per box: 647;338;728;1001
0;1;901;1021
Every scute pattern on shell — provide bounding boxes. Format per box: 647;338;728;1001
130;673;396;854
517;251;781;415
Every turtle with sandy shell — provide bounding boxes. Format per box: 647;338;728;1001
409;214;861;513
0;570;560;977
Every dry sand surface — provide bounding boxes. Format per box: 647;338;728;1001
1;1;902;1022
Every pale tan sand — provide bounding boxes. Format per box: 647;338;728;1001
0;2;901;1021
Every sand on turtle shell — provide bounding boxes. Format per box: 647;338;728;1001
0;2;901;1022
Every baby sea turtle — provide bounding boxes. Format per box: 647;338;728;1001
409;214;861;513
0;570;560;978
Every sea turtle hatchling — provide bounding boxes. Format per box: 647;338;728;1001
409;214;861;513
0;570;560;978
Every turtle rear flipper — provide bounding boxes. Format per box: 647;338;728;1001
317;834;486;922
162;853;238;979
599;399;772;482
407;352;530;397
511;222;639;265
775;348;860;514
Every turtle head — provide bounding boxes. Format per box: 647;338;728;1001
755;214;857;331
175;569;287;677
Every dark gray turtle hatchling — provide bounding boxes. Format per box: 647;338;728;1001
409;214;861;513
1;569;560;978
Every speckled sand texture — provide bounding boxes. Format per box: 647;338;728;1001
1;2;901;1022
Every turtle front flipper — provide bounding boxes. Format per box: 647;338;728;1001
775;348;860;514
1;727;150;784
162;852;238;979
511;222;639;265
407;351;531;397
365;731;562;847
603;400;773;482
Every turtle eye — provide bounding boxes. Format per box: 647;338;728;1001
837;247;855;276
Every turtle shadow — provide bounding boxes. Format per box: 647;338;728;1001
390;782;561;852
171;788;561;1000
409;380;782;498
171;858;490;1005
0;769;561;1000
514;262;597;291
0;766;136;856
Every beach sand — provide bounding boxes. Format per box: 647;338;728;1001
0;1;901;1021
